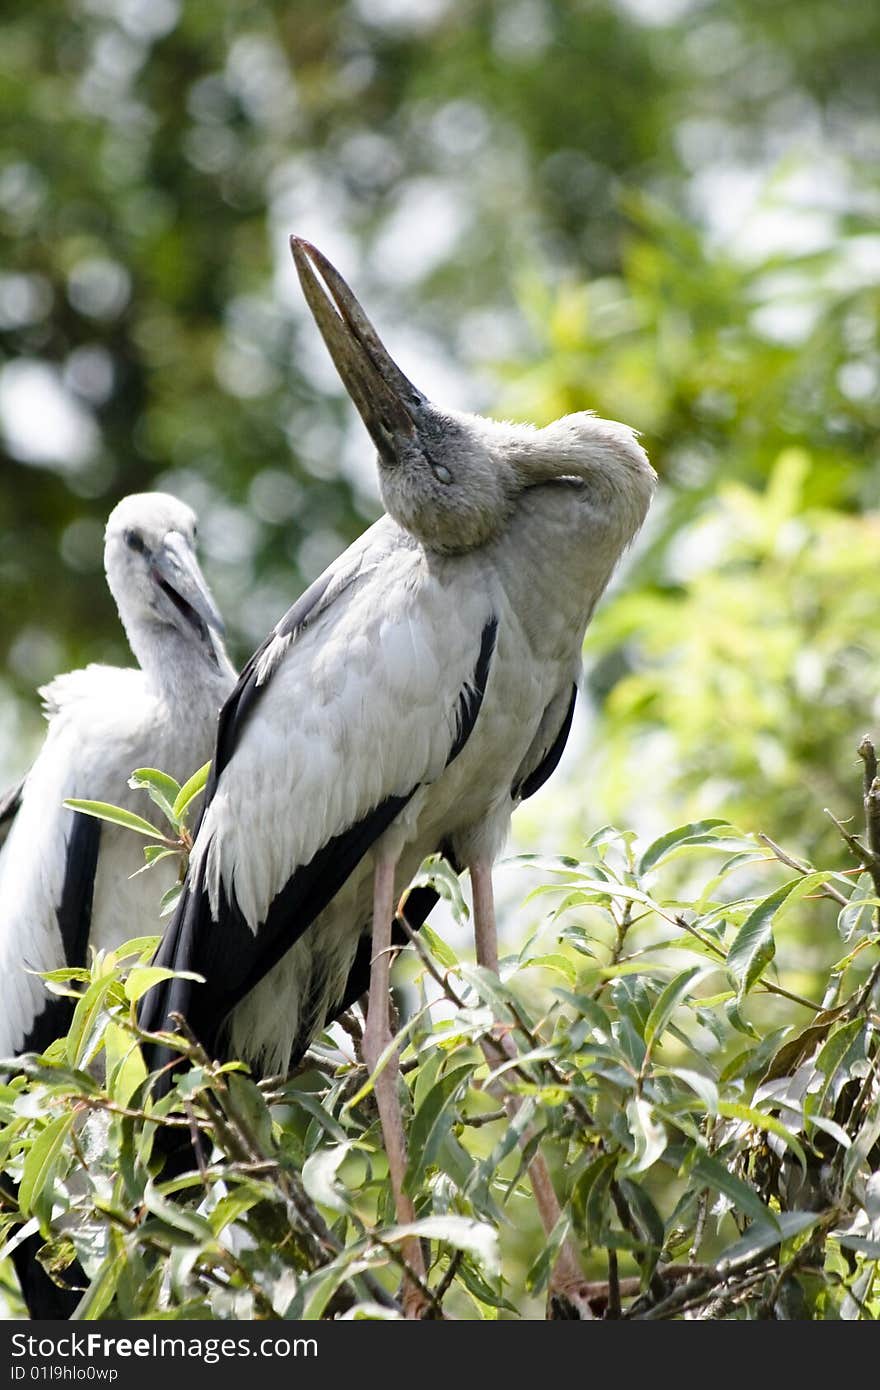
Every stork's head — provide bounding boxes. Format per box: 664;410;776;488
290;237;656;555
104;493;227;669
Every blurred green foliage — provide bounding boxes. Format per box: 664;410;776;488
2;0;879;790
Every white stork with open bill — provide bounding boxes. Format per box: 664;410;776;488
141;240;656;1316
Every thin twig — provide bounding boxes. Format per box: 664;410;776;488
433;1249;463;1306
606;1247;621;1319
758;833;848;907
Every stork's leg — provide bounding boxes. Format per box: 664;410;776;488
362;855;428;1318
470;859;594;1320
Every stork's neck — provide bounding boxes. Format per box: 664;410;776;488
124;618;234;710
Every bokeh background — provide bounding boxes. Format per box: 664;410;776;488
2;0;879;962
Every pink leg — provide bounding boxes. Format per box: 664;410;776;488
362;856;428;1317
470;859;594;1319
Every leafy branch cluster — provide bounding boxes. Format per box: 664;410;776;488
0;750;878;1320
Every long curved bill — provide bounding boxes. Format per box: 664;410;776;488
153;532;226;641
290;236;431;466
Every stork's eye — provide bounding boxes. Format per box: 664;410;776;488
124;529;146;554
432;463;453;485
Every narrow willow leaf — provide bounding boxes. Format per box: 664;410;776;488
843;1100;880;1191
571;1152;617;1242
72;1244;127;1321
129;846;178;879
418;922;458;971
639;819;743;875
172;761;211;822
727;873;834;998
519;952;578;984
159;882;184;917
716;1101;807;1171
726;880;793;996
666;1067;719;1114
837;873;876;942
404;1064;471;1194
617;1177;664;1265
690;1153;777;1229
815;1016;865;1114
66;976;119;1068
143;1179;215;1243
208;1189;263;1237
63;799;168;840
717;1210;819;1272
19;1112;74;1218
643;965;704;1049
123;966;203;1004
553;988;612;1036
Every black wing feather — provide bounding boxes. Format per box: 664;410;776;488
512;683;577;802
0;777;24;852
20;811;101;1053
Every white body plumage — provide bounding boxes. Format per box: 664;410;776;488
0;494;234;1058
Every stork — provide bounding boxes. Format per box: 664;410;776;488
141;240;655;1317
0;492;234;1316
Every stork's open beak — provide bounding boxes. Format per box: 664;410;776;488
152;532;226;643
290;236;430;467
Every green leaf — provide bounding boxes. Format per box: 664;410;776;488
404;1064;471;1194
63;799;169;840
643;965;704;1050
726;878;795;997
571;1153;617;1241
72;1243;127;1321
717;1211;820;1271
837;873;876;942
815;1017;865;1113
128;768;181;827
66;976;120;1068
130;846;179;878
123;966;204;1004
617;1177;664;1265
142;1179;215;1244
19;1112;74;1221
208;1188;263;1237
225;1071;275;1154
716;1101;807;1171
639;820;743;874
553;988;611;1034
690;1153;778;1230
727;872;835;999
519;952;577;984
172;761;211;823
418;922;459;971
104;1022;148;1107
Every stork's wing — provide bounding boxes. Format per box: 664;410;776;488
0;752;102;1056
331;681;579;1019
511;682;578;802
140;532;498;1072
